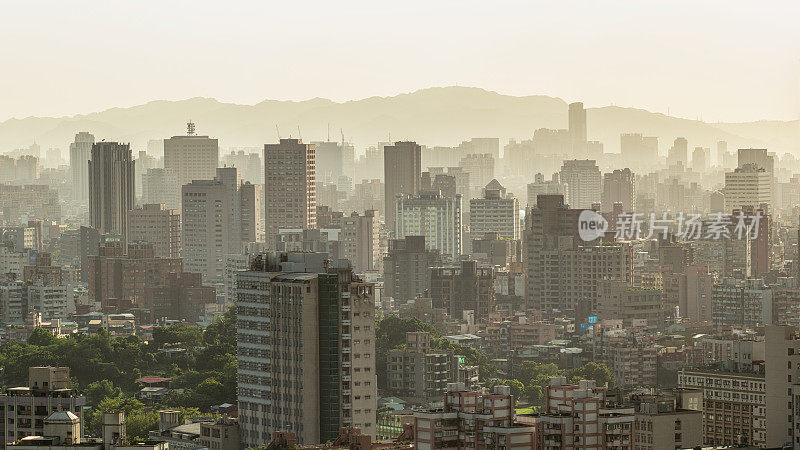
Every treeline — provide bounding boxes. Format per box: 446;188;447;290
0;308;238;440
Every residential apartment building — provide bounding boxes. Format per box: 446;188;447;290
236;252;376;446
340;210;381;274
127;204;181;259
469;179;520;241
386;332;457;402
602;168;635;213
413;384;535;450
383;236;442;307
559;159;601;209
678;369;766;447
395;190;462;260
535;377;635;449
264;139;317;245
0;367;87;447
430;260;495;321
724;164;772;212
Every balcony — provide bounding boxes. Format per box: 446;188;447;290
342;320;351;326
342;292;351;299
342;389;352;396
342;361;351;368
342;375;351;382
342;402;352;409
341;334;351;340
341;305;351;312
342;347;351;353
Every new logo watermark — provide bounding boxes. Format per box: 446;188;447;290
578;210;763;242
578;210;608;242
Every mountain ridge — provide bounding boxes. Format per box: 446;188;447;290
0;87;796;155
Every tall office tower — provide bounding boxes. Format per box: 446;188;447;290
559;159;601;209
568;102;587;155
691;147;707;172
469;180;520;241
69;132;94;203
523;194;633;314
313;140;354;184
127;203;181;258
340;210;381;274
458;153;495;190
430;260;495;320
384;141;421;233
163;121;219;186
666;137;688;167
602;168;636;212
383;236;442;306
88;141;135;238
236;253;376;446
134;150;158;199
396;191;462;260
724;164;772;211
182;167;252;284
239;181;262;244
717;141;728;167
264;139;317;246
142;167;182;210
221;149;264;184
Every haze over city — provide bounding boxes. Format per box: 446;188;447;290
3;2;800;450
2;1;800;123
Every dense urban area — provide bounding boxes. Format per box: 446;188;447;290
0;95;798;450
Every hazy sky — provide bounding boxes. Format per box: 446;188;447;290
2;1;799;123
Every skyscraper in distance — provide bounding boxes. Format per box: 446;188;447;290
264;139;317;246
384;141;421;233
163;121;219;186
568;102;587;155
88;141;134;238
69;132;94;203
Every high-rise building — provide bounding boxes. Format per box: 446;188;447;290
163;122;219;186
182;167;253;284
765;325;800;448
724;164;772;212
430;260;495;320
692;146;708;172
679;368;766;447
69;132;94;203
458;153;495;190
667;137;688;167
527;172;568;206
88;141;135;238
621;133;658;166
469;179;520;241
523;194;633;314
384;141;421;233
264;139;317;245
602;168;635;213
559;159;601;209
236;253;376;446
568;102;587;155
395;190;462;260
142;168;182;211
127;204;181;258
383;236;442;307
340;210;381;274
87;241;183;312
662;265;713;325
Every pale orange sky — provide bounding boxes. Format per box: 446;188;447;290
1;0;799;123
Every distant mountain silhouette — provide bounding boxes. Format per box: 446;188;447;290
0;86;796;155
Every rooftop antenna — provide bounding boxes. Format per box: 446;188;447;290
341;128;345;149
297;125;302;140
187;120;196;136
275;125;281;140
328;123;331;142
